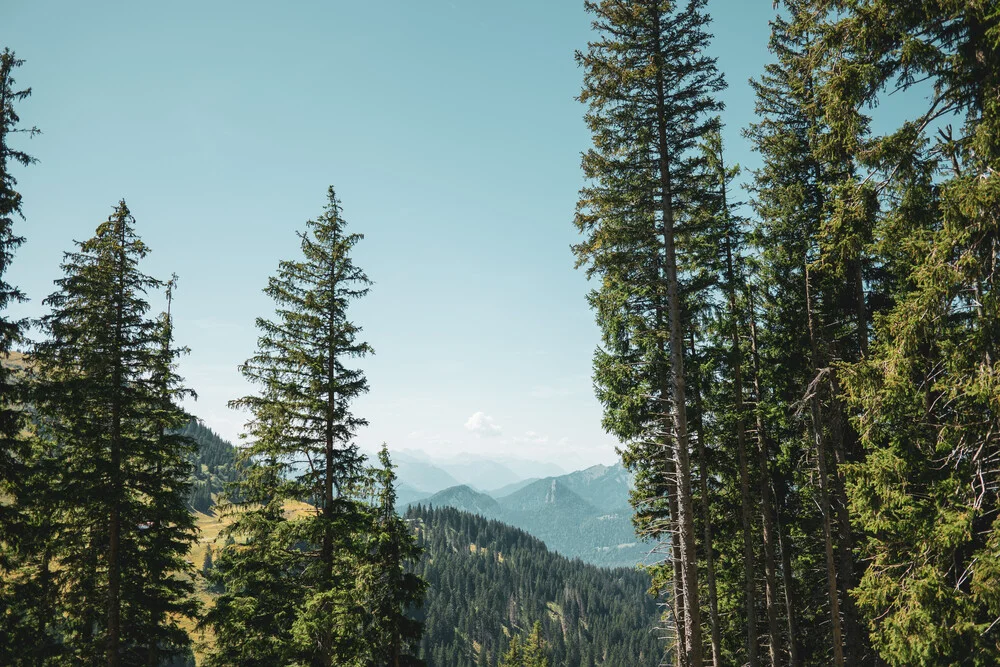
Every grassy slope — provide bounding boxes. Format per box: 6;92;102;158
181;500;315;664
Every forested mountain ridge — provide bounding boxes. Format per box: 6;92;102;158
414;463;646;568
182;483;665;665
420;484;503;519
408;504;664;667
183;423;646;570
180;420;239;514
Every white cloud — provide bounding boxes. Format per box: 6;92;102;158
464;411;503;438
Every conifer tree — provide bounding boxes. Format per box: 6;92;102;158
500;621;549;667
208;186;375;666
204;455;301;666
744;4;866;663
574;2;724;664
806;1;1000;663
0;47;37;510
136;277;199;666
684;128;778;667
356;445;426;667
31;201;197;666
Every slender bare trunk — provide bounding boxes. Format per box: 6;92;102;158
651;13;702;662
655;253;687;667
776;503;801;667
723;234;760;667
747;289;782;667
668;450;687;666
829;379;863;665
689;333;721;667
804;264;845;667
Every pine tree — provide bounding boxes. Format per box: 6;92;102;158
0;48;39;654
201;543;214;577
30;201;197;665
806;1;1000;663
208;186;374;666
500;621;549;667
574;2;725;664
356;445;426;667
204;455;301;666
743;4;865;663
136;276;200;666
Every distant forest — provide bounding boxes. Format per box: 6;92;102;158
3;1;1000;666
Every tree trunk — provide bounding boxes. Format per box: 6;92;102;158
776;500;801;667
724;233;760;667
107;223;126;667
804;263;845;667
323;239;338;588
747;289;783;667
656;281;686;666
668;456;688;666
829;379;863;665
651;12;702;662
689;333;722;667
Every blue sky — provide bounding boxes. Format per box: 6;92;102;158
4;0;777;469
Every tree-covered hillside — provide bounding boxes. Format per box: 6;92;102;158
179;420;239;515
413;464;647;569
409;504;663;667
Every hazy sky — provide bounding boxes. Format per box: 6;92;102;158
4;0;777;469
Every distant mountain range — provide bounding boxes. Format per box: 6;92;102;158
186;422;650;569
388;449;567;498
410;463;650;569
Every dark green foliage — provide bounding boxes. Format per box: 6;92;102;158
409;505;663;667
0;47;39;657
802;1;1000;664
204;458;301;666
207;187;425;667
574;1;726;663
742;4;853;664
356;446;426;666
500;621;550;667
26;202;198;665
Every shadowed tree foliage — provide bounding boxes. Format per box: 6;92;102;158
29;202;197;665
355;445;426;667
208;187;423;666
573;1;724;665
0;46;42;661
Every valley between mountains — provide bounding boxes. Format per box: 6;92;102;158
182;422;661;666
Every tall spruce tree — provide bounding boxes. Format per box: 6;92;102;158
684;128;776;667
0;46;41;660
208;186;376;666
743;4;871;663
0;47;36;513
136;277;199;666
31;201;197;665
805;1;1000;663
204;453;301;666
356;445;426;667
574;2;724;664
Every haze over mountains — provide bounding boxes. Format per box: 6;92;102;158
188;424;650;570
388;448;568;501
396;452;649;569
